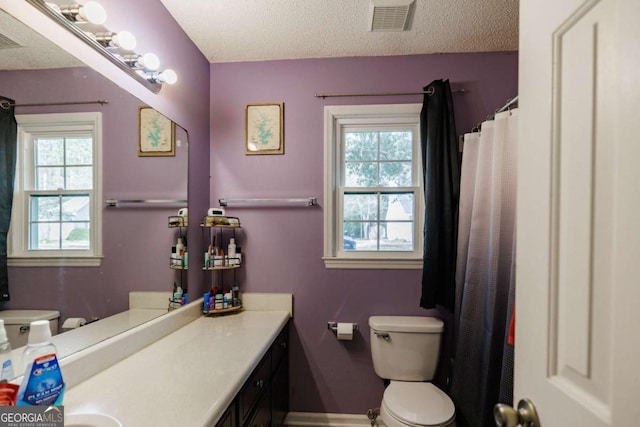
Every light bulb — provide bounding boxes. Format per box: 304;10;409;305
79;1;107;25
113;31;136;51
159;69;178;85
141;53;160;71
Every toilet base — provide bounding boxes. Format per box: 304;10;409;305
380;396;456;427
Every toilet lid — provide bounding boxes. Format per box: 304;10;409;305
383;382;455;427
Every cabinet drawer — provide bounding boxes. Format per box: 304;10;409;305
240;351;271;422
271;324;289;370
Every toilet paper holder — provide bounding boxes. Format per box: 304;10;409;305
327;321;358;335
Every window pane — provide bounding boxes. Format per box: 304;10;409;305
31;195;60;221
379;131;412;160
62;195;90;221
66;167;93;190
35;138;63;166
344;193;378;221
61;222;90;250
342;233;357;251
31;222;60;250
380;161;412;186
345;161;378;187
36;167;64;190
381;193;414;219
345;132;377;161
380;221;414;251
66;137;92;165
343;222;379;251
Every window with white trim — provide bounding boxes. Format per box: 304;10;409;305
9;112;103;267
323;104;423;269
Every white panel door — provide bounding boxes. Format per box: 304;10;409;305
515;0;640;425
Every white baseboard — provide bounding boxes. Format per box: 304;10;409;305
284;412;384;427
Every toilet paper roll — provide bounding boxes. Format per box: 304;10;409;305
336;322;354;340
62;317;87;329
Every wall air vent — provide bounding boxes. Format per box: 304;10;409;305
368;0;415;32
0;32;21;49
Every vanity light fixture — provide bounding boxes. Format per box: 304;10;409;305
95;31;137;51
60;1;107;25
123;53;160;71
144;69;178;85
28;0;178;93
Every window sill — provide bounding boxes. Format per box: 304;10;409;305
322;257;422;270
8;256;103;268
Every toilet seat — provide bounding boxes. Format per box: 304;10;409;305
381;381;455;427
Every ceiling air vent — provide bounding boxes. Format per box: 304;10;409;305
368;0;415;32
0;32;21;49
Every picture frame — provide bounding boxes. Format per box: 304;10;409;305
138;106;175;157
245;102;284;155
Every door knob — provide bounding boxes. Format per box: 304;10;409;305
494;398;541;427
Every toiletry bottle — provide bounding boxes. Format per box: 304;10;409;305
228;238;237;264
176;238;185;259
0;319;14;381
173;285;183;302
17;320;64;406
232;284;240;307
203;293;210;313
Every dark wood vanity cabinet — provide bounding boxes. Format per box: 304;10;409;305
215;322;289;427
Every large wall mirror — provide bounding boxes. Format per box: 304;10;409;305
0;7;189;366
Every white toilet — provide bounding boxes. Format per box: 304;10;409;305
369;316;455;427
0;310;60;348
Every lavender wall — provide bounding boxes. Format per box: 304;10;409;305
210;53;518;414
97;0;212;301
0;0;211;319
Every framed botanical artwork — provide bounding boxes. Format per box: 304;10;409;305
245;102;284;155
138;106;175;156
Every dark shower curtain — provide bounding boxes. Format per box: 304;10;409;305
419;79;460;311
0;98;17;301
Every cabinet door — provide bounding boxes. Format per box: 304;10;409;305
244;389;271;427
271;324;288;371
215;401;237;427
240;351;272;423
271;356;289;427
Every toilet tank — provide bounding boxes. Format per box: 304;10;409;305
0;310;60;349
369;316;444;381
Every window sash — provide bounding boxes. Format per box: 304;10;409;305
323;104;424;268
337;188;420;257
9;112;103;266
26;190;93;252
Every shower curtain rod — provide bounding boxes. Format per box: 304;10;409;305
485;95;519;121
314;88;466;99
471;95;519;133
0;99;108;110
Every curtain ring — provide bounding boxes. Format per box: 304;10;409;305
0;100;11;110
426;87;435;96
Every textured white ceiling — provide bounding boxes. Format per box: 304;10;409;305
159;0;519;63
0;9;83;70
0;0;518;70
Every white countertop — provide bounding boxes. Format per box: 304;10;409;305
62;310;290;427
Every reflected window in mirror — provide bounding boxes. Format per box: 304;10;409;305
9;112;103;267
